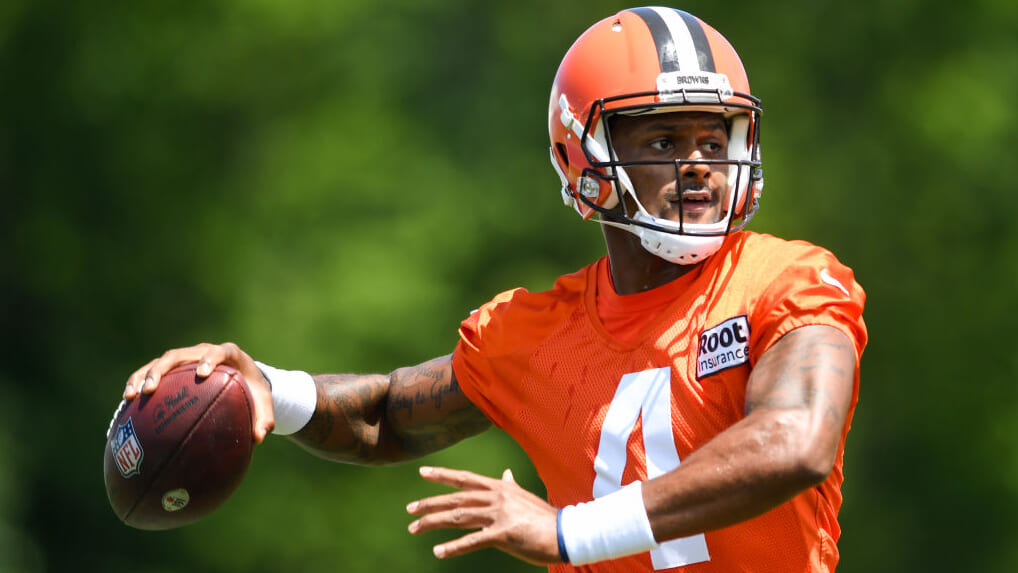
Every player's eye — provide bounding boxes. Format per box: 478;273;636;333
649;138;673;152
702;141;724;155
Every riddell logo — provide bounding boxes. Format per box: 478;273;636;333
697;316;750;379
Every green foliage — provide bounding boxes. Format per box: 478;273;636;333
3;0;1017;571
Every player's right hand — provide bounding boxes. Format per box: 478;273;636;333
124;342;276;444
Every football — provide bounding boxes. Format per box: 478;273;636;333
104;363;255;530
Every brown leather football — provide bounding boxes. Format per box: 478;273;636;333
104;363;254;530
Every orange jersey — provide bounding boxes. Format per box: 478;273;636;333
452;231;867;573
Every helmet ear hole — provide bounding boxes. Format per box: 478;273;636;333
555;143;570;167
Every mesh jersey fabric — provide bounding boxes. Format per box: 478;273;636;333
451;230;868;573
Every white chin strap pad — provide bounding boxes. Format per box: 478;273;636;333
630;224;724;265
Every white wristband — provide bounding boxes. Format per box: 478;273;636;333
254;361;317;435
558;481;659;565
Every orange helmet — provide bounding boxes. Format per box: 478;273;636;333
548;7;763;264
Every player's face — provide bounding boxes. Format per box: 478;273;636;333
609;111;730;225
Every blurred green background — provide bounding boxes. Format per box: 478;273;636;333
3;0;1017;571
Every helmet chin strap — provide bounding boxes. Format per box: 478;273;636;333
627;215;725;265
610;166;728;266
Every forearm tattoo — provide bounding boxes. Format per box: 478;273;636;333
297;372;390;462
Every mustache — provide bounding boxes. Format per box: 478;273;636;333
680;182;713;192
663;184;715;201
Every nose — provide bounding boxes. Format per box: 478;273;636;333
677;151;712;182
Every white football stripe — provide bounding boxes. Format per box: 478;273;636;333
651;6;701;71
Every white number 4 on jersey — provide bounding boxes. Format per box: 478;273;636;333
592;367;711;569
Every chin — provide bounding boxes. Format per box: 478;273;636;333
681;213;720;225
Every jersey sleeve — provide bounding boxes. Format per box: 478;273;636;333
748;244;868;364
451;265;591;432
450;289;522;430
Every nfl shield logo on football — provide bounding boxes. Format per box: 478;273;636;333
112;417;145;478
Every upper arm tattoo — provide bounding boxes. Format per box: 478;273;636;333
386;358;459;419
744;325;857;435
292;355;490;464
385;356;492;457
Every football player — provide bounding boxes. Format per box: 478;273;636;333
126;7;866;572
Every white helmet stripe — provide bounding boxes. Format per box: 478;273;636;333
671;9;716;73
630;7;714;73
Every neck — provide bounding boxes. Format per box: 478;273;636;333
602;225;701;295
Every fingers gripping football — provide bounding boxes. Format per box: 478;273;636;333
124;342;276;443
407;466;562;566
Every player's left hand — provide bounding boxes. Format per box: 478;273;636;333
407;466;562;566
